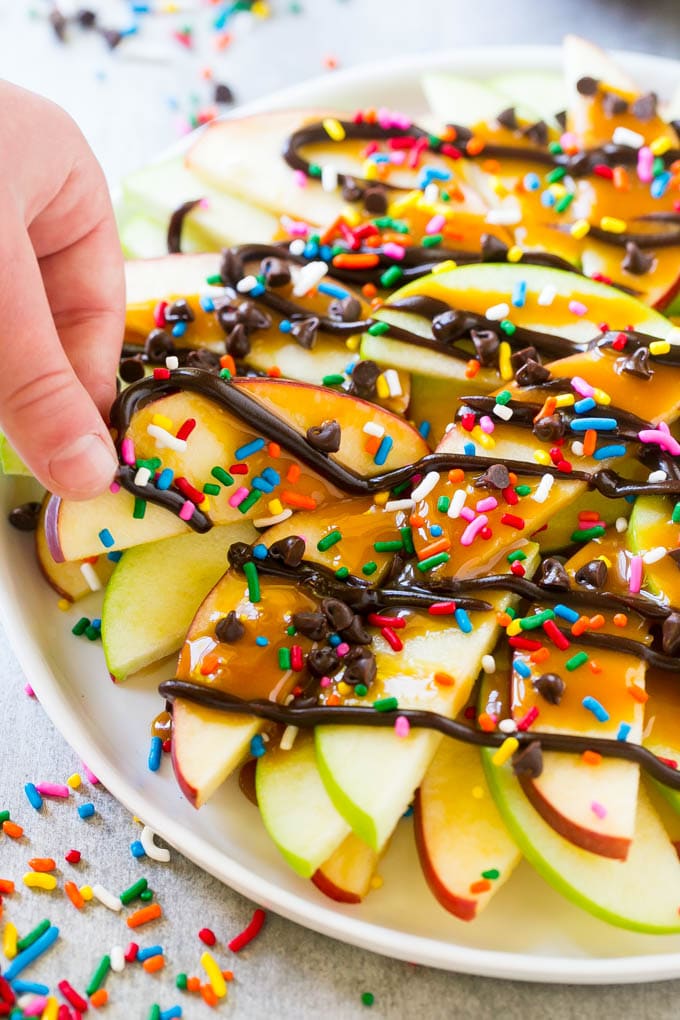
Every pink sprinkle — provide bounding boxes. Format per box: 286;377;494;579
426;214;446;235
280;215;309;238
460;514;489;547
377;107;392;129
591;801;607;819
320;677;331;688
293;170;307;188
24;684;35;698
382;242;406;261
109;481;121;494
394;715;410;738
637;146;653;182
363;140;379;157
121;438;135;466
459;506;476;522
628;554;643;594
199;198;210;210
23;999;47;1017
479;415;495;434
335;642;350;657
228;486;249;508
179;499;195;521
81;762;99;785
571;376;595;398
392;112;412;130
36;783;70;798
476;496;498;513
389;151;406;165
560;131;579;150
638;424;680;457
517;706;539;731
568;300;588;316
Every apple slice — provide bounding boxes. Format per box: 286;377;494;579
47;375;429;562
36;501;114;603
0;434;31;476
414;738;520;921
311;832;379;904
643;670;680;820
102;520;257;681
125;252;223;308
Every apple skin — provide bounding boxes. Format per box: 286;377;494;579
310;869;361;905
310;832;378;904
413;790;477;922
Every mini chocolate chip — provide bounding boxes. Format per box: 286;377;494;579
164;298;195;323
496;107;519;131
351;359;380;398
144;329;175;364
363;186;388;214
291;693;320;709
291;612;328;642
622;241;655;276
225;323;251;359
329;295;362;322
533;414;565;442
269;535;306;567
662;611;680;655
119;356;146;383
290;316;319;349
512;741;544;778
432;309;468;343
8;502;41;531
306;419;341;453
576;76;599;97
533;672;566;706
631;91;658;121
510;346;540;371
341;176;363;203
555;110;568;130
214;82;234;105
100;27;124;49
260;256;291;288
475;463;511;491
668;549;680;571
76;8;97;27
618;345;653;380
307;647;341;678
226;541;251;568
237;300;272;333
480;233;509;261
515;359;552;387
186;348;221;371
536;557;571;590
574;558;608;589
215;610;245;643
320;598;355;631
602;91;628;117
340;615;372;645
48;10;68;40
470;328;499;366
342;647;377;686
523;120;548;146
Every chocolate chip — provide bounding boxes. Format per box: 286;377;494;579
269;535;306;567
164;298;195;324
340;615;372;645
186;348;221;371
533;414;565;442
512;740;544;778
555;110;568;130
342;647;377;686
144;329;175;364
536;557;571;590
668;549;680;571
618;345;653;380
475;463;511;491
215;610;245;643
8;502;41;531
470;328;499;366
533;672;566;706
341;176;363;203
662;611;680;655
260;256;291;288
515;359;552;387
496;107;519;131
432;309;468;343
214;82;234;105
306;419;341;453
237;300;272;333
119;356;146;383
329;295;362;322
574;558;608;589
291;612;328;642
350;359;380;398
100;27;124;49
631;91;658;121
76;8;97;27
523;120;548;146
320;598;354;631
510;346;540;371
225;323;251;359
576;76;599;97
480;233;509;262
602;91;628;117
48;9;68;40
226;541;251;568
290;316;319;349
363;186;388;214
307;647;341;677
622;241;655;276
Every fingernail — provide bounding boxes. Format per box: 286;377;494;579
49;433;117;496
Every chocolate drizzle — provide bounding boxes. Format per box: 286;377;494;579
167;199;204;255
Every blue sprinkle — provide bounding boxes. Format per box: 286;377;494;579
625;494;637;504
171;321;187;338
569;417;617;432
328;634;341;647
345;361;356;374
98;528;115;549
617;722;632;742
11;981;50;995
262;467;280;485
137;945;163;962
249;283;266;298
318;282;349;300
235;438;266;460
131;3;152;11
540;190;555;207
107;550;123;563
3;926;60;981
454;608;472;633
252;477;275;493
319;244;333;261
161;1008;183;1020
199;295;215;312
24;783;43;811
303;242;319;259
554;604;579;624
148;736;162;773
430;524;443;537
370;153;390;164
374;436;393;466
523;172;540;191
402;804;414;818
157;468;174;490
279;319;292;333
130;840;146;858
250;734;266;758
78;803;96;820
582;696;609;723
512;280;527;308
651;171;672;199
592;444;627;460
418;420;431;439
252;544;268;560
91;618;102;630
255;636;269;647
574;397;596;414
514;659;531;679
463;441;476;456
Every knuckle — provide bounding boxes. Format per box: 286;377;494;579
3;366;77;424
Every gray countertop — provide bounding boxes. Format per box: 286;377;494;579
3;1;680;1016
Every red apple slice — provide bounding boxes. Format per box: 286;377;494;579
312;833;378;904
36;500;113;602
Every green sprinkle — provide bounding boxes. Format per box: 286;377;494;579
133;497;146;520
243;561;260;603
496;390;512;405
547;166;567;183
139;889;153;901
374;540;403;552
500;319;516;336
362;992;375;1007
428;134;441;148
136;457;162;471
206;274;222;286
482;868;500;880
652;155;665;177
421;233;443;247
362;561;378;576
16;918;50;952
373;217;394;229
308;162;322;178
515;484;531;497
548;141;563;155
506;607;517;619
417;552;450;572
373;696;398;713
367;321;390;336
286;625;296;636
335;566;350;579
86;954;111;996
85;625;101;642
211;466;234;487
566;651;589;671
72;617;90;636
355;684;368;697
219;368;232;380
380;266;403;288
322;373;346;386
555;192;574;213
238;489;262;514
390;479;411;496
519;609;555;630
507;549;527;562
309;233;320;245
119;877;148;906
570;525;606;542
437;495;451;513
203;482;220;496
176;973;188;990
317;529;342;551
672;502;680;524
0;811;9;824
440;190;450;201
147;1007;161;1020
400;526;414;554
278;648;291;670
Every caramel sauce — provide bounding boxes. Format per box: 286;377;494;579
150;709;172;740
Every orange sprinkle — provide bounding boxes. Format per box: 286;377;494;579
326;694;341;707
266;366;282;378
286;464;301;484
409;514;425;527
142;954;165;974
64;881;84;910
332;253;380;270
417;537;451;561
363;108;377;124
571;616;589;637
613;613;628;627
628;682;649;703
2;821;23;839
200;654;220;676
369;297;383;312
448;468;465;483
223;970;234;982
382;231;414;246
534;397;556;423
201;984;219;1007
466;136;486;156
613;166;630;191
28;858;56;873
219;354;236;374
364;234;381;248
268;442;281;458
588;614;605;630
482;158;501;174
127;903;162;928
497;612;512;628
441;124;457;142
214;31;231;51
83;555;99;565
469;879;492;894
529;647;551;664
362;282;377;299
589;659;602;674
442;225;464;242
187;977;201;993
434;671;454;687
465;358;480;379
319;215;345;246
582;429;597;457
281;490;317;511
90;989;108;1008
508;472;518;485
364;435;381;456
477;712;496;732
0;880;14;895
582;750;603;766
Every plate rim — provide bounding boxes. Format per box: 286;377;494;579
7;41;680;985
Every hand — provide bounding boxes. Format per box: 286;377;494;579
0;81;124;500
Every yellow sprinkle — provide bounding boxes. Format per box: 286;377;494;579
201;951;227;998
267;498;283;516
375;374;390;399
471;785;485;800
337;681;353;697
472;426;496;450
533;449;551;465
66;773;82;789
432;259;457;275
555;393;575;407
599;216;626;234
649;340;671;356
322;117;346;142
370;874;384;890
549;183;567;200
80;885;94;901
23;872;57;891
41;997;59;1020
2;921;18;959
570;218;590;239
490;176;508;198
592;387;611;405
415;196;438;214
506;619;522;637
342;206;361;227
198;497;210;512
492;736;519;766
151;413;174;431
251;0;270;16
373;492;389;506
57;598;71;612
388;189;420;217
650;135;672;156
507;245;523;263
345;335;360;352
362;160;379;181
499;341;513;380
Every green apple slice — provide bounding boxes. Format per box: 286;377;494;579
102;521;256;681
488;71;565;126
422;74;515;126
643;670;680;819
0;434;31;477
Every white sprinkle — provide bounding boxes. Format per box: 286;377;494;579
383;368;402;398
236;274;259;294
537;284;557;307
493;403;513;421
110;946;126;973
648;469;668;483
385;498;415;512
411;470;440;502
498;718;517;734
289;238;306;256
140;825;171;863
279;726;299;751
485;302;510;321
448;489;467;519
253;508;293;529
423;182;439;204
91;883;123;912
146;424;187;453
321;165;338;192
485;207;522;225
612;126;645;149
292;261;328;297
532;473;554;504
482;654;496;674
134;466;151;488
80;563;102;593
643;546;667;564
165;355;179;371
615;517;628;533
571;441;585;457
362;421;385;438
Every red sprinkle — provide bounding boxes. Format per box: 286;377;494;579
228;908;266;953
230;464;249;475
153;367;171;380
543;619;571;650
198;927;217;946
64;849;81;865
290;645;304;671
593;164;614;179
659;757;678;770
153;300;168;328
58;981;88;1012
0;978;14;1007
175;476;204;504
428;601;457;615
176;418;197;441
510;562;526;577
517;706;539;731
381;626;403;651
508;636;542;651
124;942;139;963
367;613;406;629
500;513;525;530
612;332;628;351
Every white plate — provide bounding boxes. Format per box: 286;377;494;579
5;45;680;985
